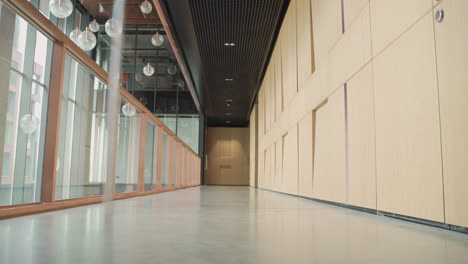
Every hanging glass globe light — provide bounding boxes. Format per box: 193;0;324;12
69;27;81;44
122;103;136;117
89;19;100;33
77;27;97;51
105;18;122;38
151;32;164;47
139;96;148;106
20;114;39;134
167;64;178;75
177;80;185;88
143;63;155;77
140;0;153;15
135;73;143;82
49;0;73;19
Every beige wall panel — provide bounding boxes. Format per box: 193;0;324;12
263;147;271;189
370;0;432;56
269;65;276;127
275;139;283;192
269;146;274;189
282;126;299;195
344;0;369;29
313;88;346;203
264;72;271;133
433;0;446;7
274;45;283;119
206;128;249;185
249;106;257;187
373;14;444;222
270;141;277;189
311;0;342;67
347;63;376;209
329;4;372;91
298;113;314;197
258;88;265;136
269;68;275;129
434;0;468;227
281;0;298;107
258;147;265;188
296;0;314;89
269;144;275;189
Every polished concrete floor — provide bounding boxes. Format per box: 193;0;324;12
1;186;468;264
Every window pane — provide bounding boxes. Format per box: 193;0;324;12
144;121;156;191
172;139;177;188
55;55;109;200
161;131;169;189
177;115;199;154
0;5;52;206
115;99;141;193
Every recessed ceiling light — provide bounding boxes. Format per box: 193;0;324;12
226;103;231;107
224;43;229;46
224;43;236;47
226;99;232;102
225;78;233;81
226;113;232;116
229;43;235;46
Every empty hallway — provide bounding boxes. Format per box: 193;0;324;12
1;186;468;264
2;0;468;262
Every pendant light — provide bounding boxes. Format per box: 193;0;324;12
69;27;81;44
49;0;73;19
143;63;155;77
177;80;185;88
167;64;177;75
77;27;97;51
135;73;143;82
105;18;122;38
20;114;39;134
122;103;136;117
139;97;148;106
151;32;164;47
140;0;153;15
89;19;100;33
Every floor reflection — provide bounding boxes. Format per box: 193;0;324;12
0;186;467;264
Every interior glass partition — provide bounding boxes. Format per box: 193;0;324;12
161;131;169;189
116;99;141;193
0;4;53;206
55;55;108;200
144;120;157;191
172;140;177;188
177;115;199;154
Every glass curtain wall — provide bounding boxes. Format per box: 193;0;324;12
0;4;53;206
28;0;201;154
0;1;201;211
116;99;141;193
55;55;108;200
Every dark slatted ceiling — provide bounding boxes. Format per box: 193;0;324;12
188;0;288;126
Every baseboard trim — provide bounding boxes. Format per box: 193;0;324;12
254;186;468;235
